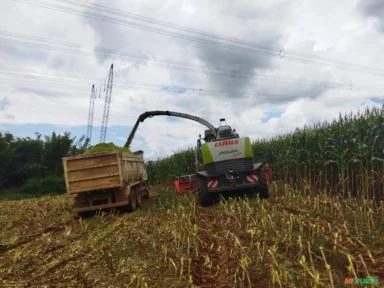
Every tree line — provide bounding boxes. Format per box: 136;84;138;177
0;132;87;197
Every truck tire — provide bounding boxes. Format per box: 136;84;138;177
77;211;92;218
136;190;143;207
143;184;150;199
197;176;216;206
127;190;137;211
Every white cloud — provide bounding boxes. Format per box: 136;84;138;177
0;0;384;158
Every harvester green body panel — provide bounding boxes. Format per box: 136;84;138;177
201;137;254;165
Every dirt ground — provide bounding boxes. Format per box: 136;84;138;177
0;184;383;287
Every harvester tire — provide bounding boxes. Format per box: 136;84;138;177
257;171;269;199
245;188;257;199
258;186;269;199
197;176;215;206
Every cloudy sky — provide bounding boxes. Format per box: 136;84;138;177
0;0;384;159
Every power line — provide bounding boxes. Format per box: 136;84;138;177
0;69;382;101
1;68;381;94
10;0;282;55
9;0;384;77
0;30;369;91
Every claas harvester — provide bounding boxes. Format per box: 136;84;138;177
125;110;269;206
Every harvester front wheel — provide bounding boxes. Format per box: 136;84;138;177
197;176;216;206
258;186;269;199
257;172;269;199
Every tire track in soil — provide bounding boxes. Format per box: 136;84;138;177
191;208;236;288
2;211;123;254
24;217;121;286
1;219;76;253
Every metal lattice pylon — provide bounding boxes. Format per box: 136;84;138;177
86;84;96;146
100;64;114;143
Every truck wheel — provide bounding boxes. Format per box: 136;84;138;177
128;190;137;211
197;177;216;206
136;191;143;207
143;184;150;199
77;211;92;218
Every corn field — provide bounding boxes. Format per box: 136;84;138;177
254;106;384;199
146;148;197;184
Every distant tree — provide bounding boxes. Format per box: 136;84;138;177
0;131;88;195
0;132;15;189
43;132;72;176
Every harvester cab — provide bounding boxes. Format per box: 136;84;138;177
201;118;238;143
217;125;239;140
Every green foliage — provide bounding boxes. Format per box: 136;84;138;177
155;188;179;209
18;176;66;195
0;131;88;197
146;148;196;184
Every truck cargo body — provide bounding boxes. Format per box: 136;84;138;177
62;151;149;215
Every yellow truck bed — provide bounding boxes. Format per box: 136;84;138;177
62;150;148;215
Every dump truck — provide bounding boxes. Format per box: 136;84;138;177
125;110;269;206
62;149;149;216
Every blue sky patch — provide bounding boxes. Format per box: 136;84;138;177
162;85;187;94
261;111;282;123
370;97;384;104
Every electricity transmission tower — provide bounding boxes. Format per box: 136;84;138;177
100;64;114;143
86;84;96;146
